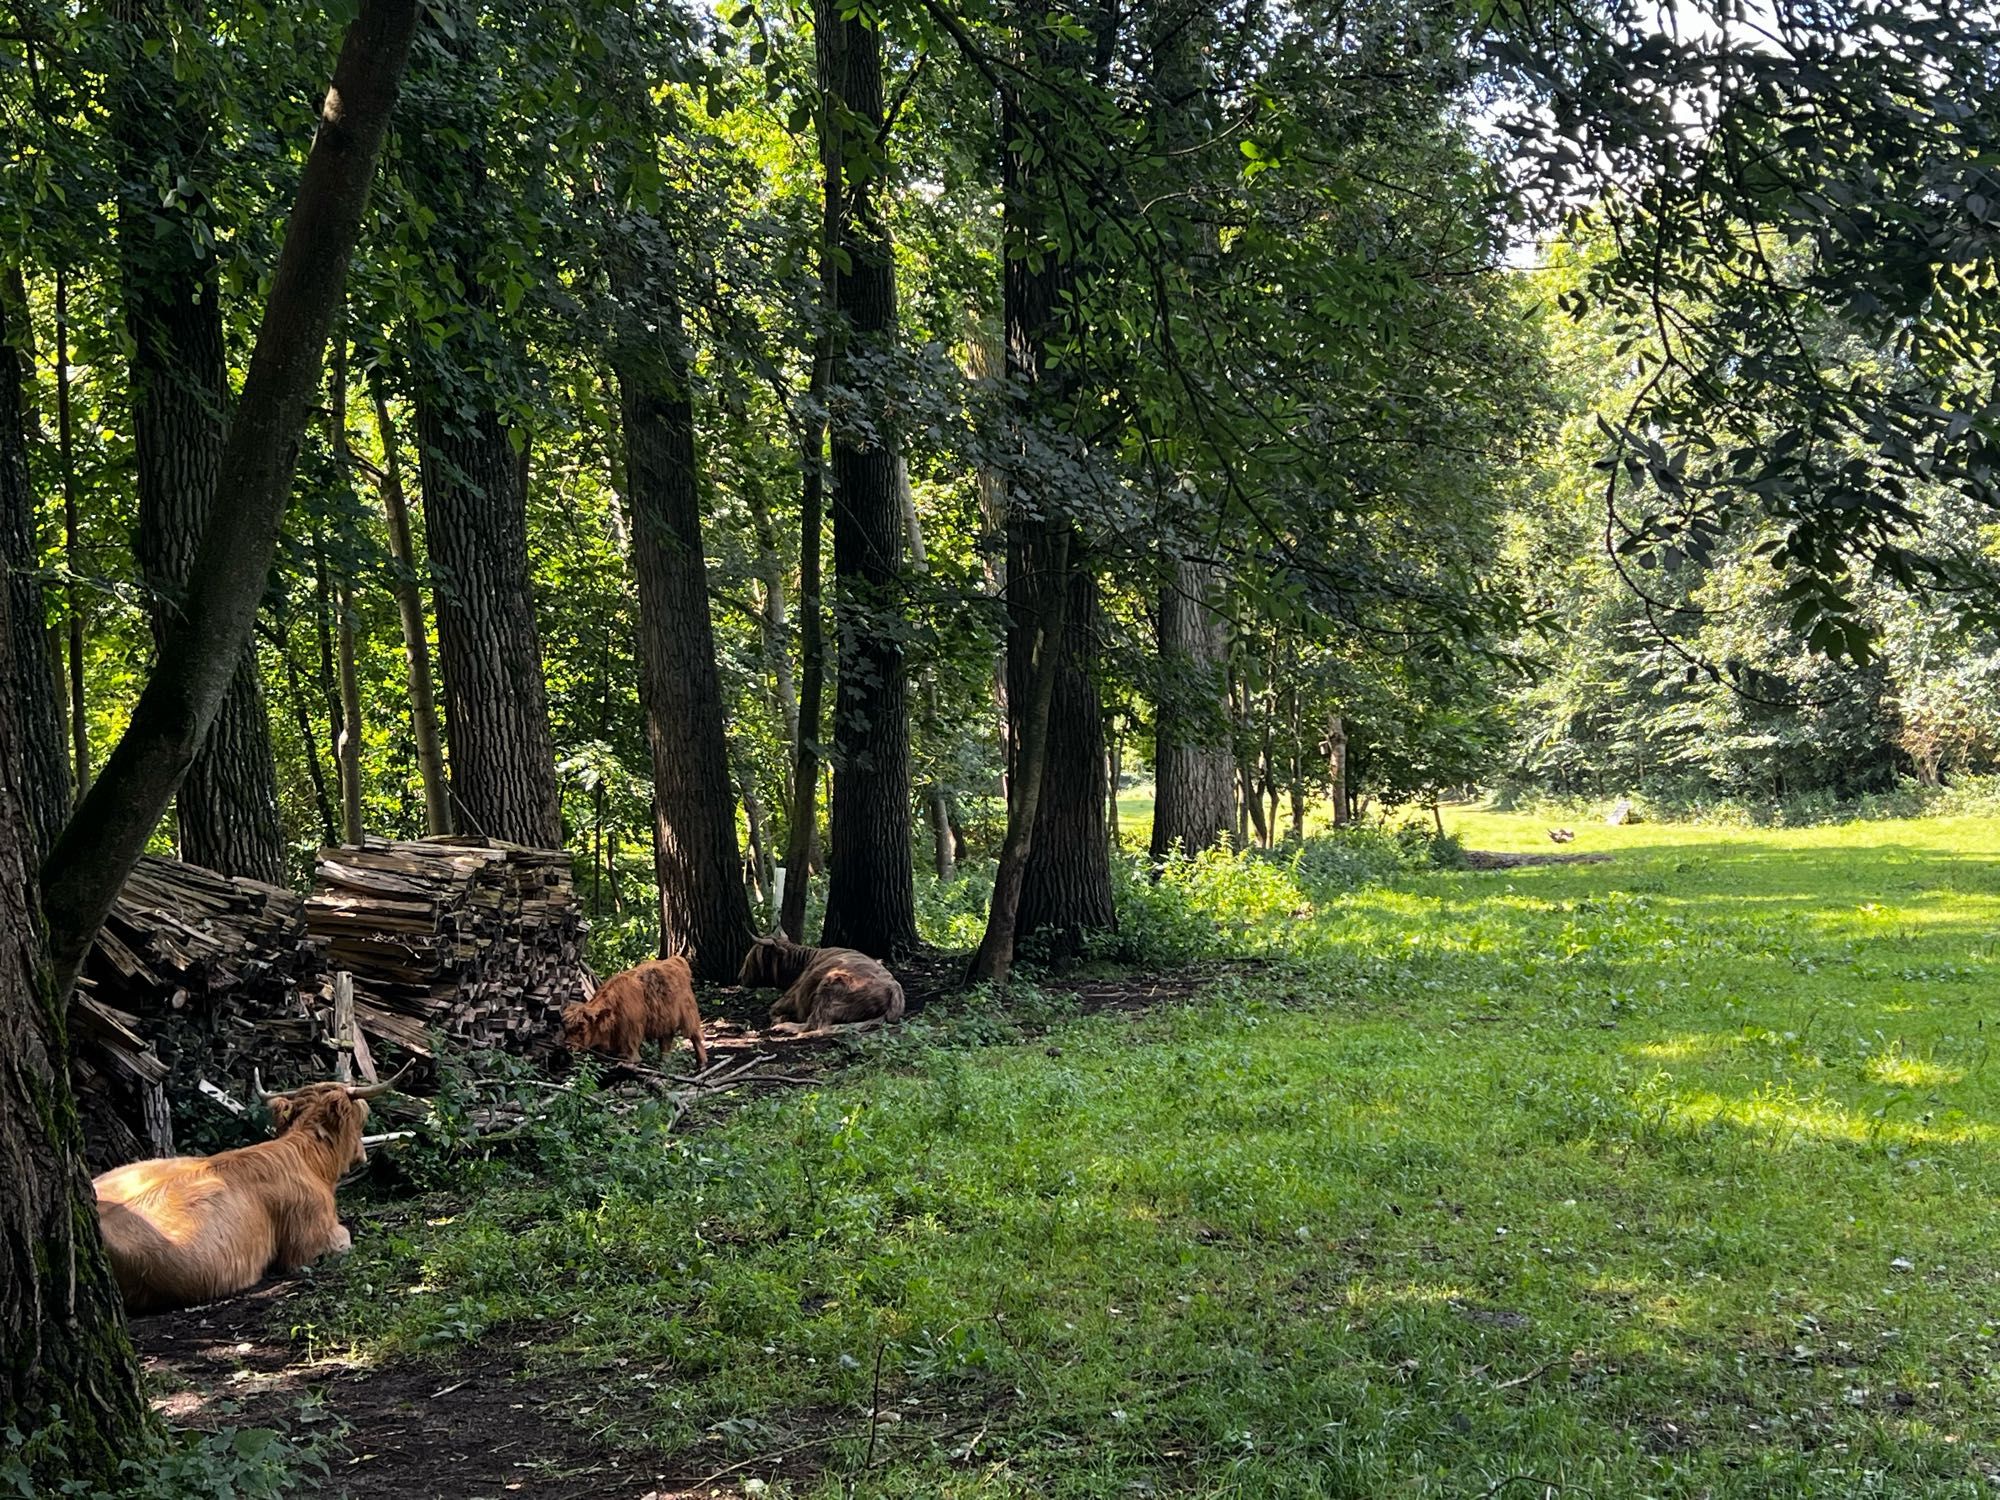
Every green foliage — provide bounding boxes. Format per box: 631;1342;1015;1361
2;1417;322;1500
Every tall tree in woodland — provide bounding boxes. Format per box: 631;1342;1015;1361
604;104;755;981
1002;0;1115;962
15;3;418;1476
1143;0;1235;863
815;0;918;959
0;275;71;857
400;9;562;849
368;380;452;835
113;0;287;884
1150;557;1234;859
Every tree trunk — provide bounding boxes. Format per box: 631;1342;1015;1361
327;333;364;845
1012;537;1115;959
1150;556;1234;861
613;277;754;983
0;272;71;859
1106;730;1121;848
778;385;826;942
930;783;956;882
815;0;917;959
743;775;775;911
369;384;451;835
55;270;87;801
0;575;152;1489
413;399;561;847
115;0;286;885
970;528;1071;984
744;473;799;753
273;618;338;841
1328;712;1349;826
41;0;421;997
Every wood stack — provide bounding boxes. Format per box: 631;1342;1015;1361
73;856;326;1171
306;835;588;1063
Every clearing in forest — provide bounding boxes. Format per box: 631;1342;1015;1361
143;813;2000;1497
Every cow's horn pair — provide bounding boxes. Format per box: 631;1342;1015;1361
252;1059;411;1103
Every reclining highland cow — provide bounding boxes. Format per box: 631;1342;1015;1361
562;955;709;1067
737;934;905;1034
93;1075;392;1314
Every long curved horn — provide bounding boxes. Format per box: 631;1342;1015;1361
345;1058;414;1100
253;1068;280;1103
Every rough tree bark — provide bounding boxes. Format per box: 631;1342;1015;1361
999;0;1116;963
404;7;561;849
971;529;1071;984
815;0;918;958
0;574;150;1489
1327;712;1349;826
114;0;286;884
0;272;71;858
1150;556;1235;861
612;260;754;982
41;0;421;997
369;383;451;835
14;6;417;1477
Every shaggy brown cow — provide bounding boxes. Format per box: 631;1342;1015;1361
737;934;905;1033
562;955;709;1067
93;1077;390;1314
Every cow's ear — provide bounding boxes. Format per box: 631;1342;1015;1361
266;1096;296;1129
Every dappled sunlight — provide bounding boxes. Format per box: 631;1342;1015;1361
1865;1055;1967;1090
1666;1086;1991;1150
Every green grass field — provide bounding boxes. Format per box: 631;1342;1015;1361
315;811;2000;1496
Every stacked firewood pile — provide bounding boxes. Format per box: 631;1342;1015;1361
73;856;326;1170
305;836;588;1064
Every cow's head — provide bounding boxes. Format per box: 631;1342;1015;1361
737;934;797;989
560;1000;601;1051
259;1075;398;1171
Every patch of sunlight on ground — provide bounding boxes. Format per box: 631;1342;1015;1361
1865;1055;1967;1089
1669;1086;1991;1148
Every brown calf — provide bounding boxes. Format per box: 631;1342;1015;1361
562;955;709;1067
93;1078;389;1315
737;934;905;1033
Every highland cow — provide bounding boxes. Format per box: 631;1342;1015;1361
736;934;905;1033
562;955;710;1067
93;1077;391;1314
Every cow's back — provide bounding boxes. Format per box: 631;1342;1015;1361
94;1157;282;1314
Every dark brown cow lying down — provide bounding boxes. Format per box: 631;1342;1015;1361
562;955;709;1067
93;1077;390;1314
737;934;905;1033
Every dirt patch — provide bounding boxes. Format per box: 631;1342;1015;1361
1460;849;1613;871
133;1284;821;1498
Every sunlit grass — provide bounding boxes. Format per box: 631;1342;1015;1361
314;812;2000;1496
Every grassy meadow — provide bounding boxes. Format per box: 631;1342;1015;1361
302;809;2000;1496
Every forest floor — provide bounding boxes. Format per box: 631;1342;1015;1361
137;811;2000;1497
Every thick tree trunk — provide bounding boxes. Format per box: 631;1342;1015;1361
413;399;562;847
0;273;71;858
0;577;151;1489
42;0;421;996
1150;556;1234;861
1011;532;1115;959
369;385;451;835
115;0;286;884
815;0;917;959
613;281;754;982
971;529;1071;984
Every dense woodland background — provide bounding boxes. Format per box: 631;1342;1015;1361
5;0;1994;991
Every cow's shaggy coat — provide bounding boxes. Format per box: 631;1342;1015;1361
93;1083;374;1314
737;935;905;1032
562;955;709;1067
